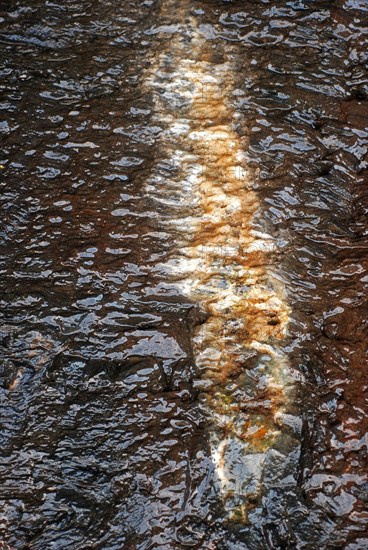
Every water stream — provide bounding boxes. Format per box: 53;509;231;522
0;0;367;548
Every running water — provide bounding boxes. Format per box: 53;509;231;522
145;0;298;521
0;0;367;548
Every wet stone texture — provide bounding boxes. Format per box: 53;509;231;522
0;1;368;549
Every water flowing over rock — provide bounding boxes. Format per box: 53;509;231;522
0;0;367;548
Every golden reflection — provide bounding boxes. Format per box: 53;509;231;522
145;2;293;520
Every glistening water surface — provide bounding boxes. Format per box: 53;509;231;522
0;0;367;548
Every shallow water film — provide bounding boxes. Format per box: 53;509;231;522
1;0;368;548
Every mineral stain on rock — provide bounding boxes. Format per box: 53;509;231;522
144;0;298;522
